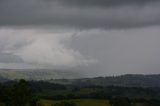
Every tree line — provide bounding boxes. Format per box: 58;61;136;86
0;79;38;106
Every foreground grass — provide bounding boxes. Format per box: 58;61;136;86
0;103;4;106
40;99;110;106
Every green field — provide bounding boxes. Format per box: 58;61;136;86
0;103;4;106
39;99;110;106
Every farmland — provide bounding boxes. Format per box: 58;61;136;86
39;99;110;106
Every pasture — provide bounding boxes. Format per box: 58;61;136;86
39;99;110;106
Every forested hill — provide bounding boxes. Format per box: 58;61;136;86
0;69;160;88
49;74;160;88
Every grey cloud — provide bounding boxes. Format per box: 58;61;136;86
0;28;95;68
0;27;160;76
0;53;22;63
56;0;157;8
70;27;160;76
0;0;160;29
1;0;160;76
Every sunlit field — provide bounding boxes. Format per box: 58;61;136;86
39;99;110;106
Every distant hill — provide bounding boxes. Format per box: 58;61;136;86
0;69;82;81
1;69;160;88
49;74;160;88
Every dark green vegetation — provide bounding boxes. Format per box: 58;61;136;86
1;75;160;106
0;79;38;106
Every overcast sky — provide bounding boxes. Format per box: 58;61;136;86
0;0;160;76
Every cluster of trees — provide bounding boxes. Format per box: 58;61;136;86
30;81;66;93
1;79;160;106
0;80;77;106
0;79;38;106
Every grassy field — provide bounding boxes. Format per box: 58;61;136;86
0;103;4;106
39;99;110;106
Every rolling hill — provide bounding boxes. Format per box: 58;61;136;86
1;69;160;88
0;69;82;81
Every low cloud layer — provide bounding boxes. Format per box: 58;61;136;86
0;28;95;69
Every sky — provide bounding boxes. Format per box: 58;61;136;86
0;0;160;76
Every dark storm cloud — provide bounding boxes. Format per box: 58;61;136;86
56;0;156;8
0;0;160;29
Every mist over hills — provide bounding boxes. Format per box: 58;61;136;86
0;69;160;88
0;69;83;80
48;74;160;88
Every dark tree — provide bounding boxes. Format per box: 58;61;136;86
11;79;35;106
1;85;14;106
